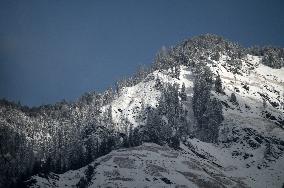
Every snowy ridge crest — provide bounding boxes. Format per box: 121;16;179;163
1;35;284;188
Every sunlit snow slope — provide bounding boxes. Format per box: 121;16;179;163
29;54;284;188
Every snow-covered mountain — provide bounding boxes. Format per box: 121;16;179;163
29;53;284;187
1;34;284;188
106;54;284;137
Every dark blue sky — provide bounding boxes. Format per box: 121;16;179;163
1;0;284;106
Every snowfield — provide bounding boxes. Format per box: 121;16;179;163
28;141;284;188
27;142;247;188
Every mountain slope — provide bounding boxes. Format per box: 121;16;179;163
1;34;284;188
28;143;249;188
28;51;284;187
105;66;195;130
28;140;284;188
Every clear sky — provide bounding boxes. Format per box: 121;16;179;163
1;0;284;106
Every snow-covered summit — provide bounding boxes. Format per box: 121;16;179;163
1;35;284;188
29;53;284;188
106;52;283;138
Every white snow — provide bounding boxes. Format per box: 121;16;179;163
105;66;195;131
29;55;284;188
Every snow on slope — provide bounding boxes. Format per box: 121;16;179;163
106;66;195;131
187;138;284;188
100;54;284;187
28;142;249;188
107;54;283;138
208;54;284;139
28;141;284;188
28;55;284;188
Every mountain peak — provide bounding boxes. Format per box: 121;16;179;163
1;35;284;188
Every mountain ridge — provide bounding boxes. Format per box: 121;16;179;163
0;34;284;188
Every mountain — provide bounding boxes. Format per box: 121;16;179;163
0;34;284;188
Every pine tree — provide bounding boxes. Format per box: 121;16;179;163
143;108;165;145
155;77;163;90
132;127;142;146
128;124;134;147
154;46;168;70
192;64;223;143
174;66;181;79
263;98;267;109
85;138;94;163
211;52;220;61
230;93;238;105
105;105;114;130
204;98;223;142
215;74;223;94
192;64;213;124
180;83;187;101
